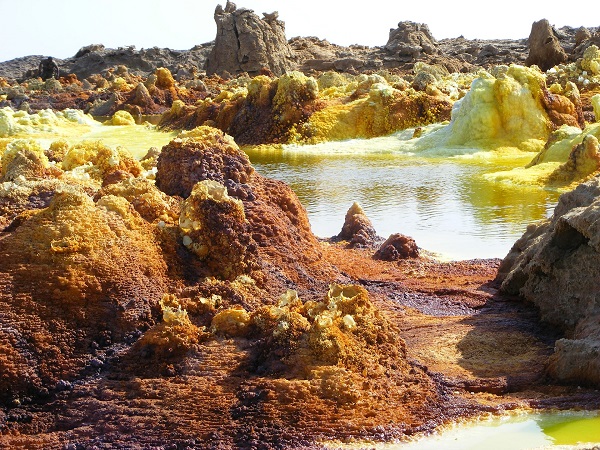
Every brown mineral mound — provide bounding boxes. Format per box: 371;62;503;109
159;70;453;145
0;126;452;447
154;126;336;289
0;185;169;403
155;126;255;198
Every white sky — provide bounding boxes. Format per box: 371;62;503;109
0;0;598;63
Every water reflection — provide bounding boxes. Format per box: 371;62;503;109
376;412;600;449
245;139;560;260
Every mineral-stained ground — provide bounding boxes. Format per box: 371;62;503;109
1;7;600;449
0;126;599;450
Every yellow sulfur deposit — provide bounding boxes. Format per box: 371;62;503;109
0;139;49;181
0;107;96;139
250;284;403;382
484;123;600;187
298;78;451;144
210;307;251;336
137;294;204;354
592;94;600;121
246;75;274;107
104;110;136;126
581;45;600;76
61;140;143;180
417;65;550;153
273;71;319;126
547;134;600;185
155;67;176;90
530;123;600;164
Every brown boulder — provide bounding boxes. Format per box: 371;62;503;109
374;233;419;260
337;202;378;248
525;19;568;71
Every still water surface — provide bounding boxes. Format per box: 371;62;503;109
245;132;561;260
393;412;600;449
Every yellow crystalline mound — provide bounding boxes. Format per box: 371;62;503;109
138;294;203;353
47;138;70;162
98;177;179;223
592;94;600;121
0;139;50;181
547;134;600;185
62;140;142;179
251;284;392;371
246;75;275;107
485;123;600;187
105;110;136;126
581;45;600;75
169;99;186;117
302;82;398;142
177;125;239;150
155;67;176;89
273;71;318;125
211;307;251;336
0;108;96;139
317;71;348;91
419;65;550;152
529;123;600;165
0;107;18;137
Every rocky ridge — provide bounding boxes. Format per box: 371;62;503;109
0;7;598;82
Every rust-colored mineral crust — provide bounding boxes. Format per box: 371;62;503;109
1;125;599;449
0;186;169;403
155;126;254;198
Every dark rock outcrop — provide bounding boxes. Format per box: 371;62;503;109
206;1;295;77
337;202;378;248
497;174;600;386
525;19;568;71
385;21;439;60
374;233;419;260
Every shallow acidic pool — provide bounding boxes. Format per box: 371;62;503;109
246;132;562;260
389;411;600;449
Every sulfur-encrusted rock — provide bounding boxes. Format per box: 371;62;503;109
525;19;568;71
95;176;180;223
206;1;295;77
61;140;143;182
497;174;600;386
249;285;408;381
547;134;600;184
155;126;254;198
0;139;52;182
179;179;255;280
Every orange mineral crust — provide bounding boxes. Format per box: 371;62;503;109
1;127;599;449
